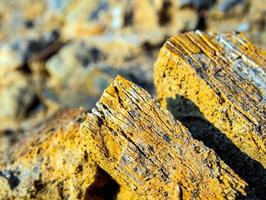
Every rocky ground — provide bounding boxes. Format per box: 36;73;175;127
0;0;265;199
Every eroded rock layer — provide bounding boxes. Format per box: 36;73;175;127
0;109;101;199
81;76;247;200
154;31;266;198
1;0;265;132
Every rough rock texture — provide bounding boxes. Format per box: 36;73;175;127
0;0;265;133
154;31;266;198
206;0;266;48
81;76;247;200
0;109;101;199
0;0;266;198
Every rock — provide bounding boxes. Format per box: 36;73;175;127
0;30;61;74
0;68;59;132
61;0;198;40
0;72;36;130
0;0;266;197
206;0;266;48
0;1;47;41
0;108;120;199
81;76;247;199
45;37;155;109
154;31;266;198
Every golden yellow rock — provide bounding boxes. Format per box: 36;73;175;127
81;75;247;200
0;109;118;199
154;31;266;198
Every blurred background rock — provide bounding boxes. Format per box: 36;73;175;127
0;0;265;138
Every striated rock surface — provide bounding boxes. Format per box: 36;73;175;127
154;31;266;198
0;76;250;199
81;76;247;200
0;0;265;133
0;0;265;198
0;109;101;199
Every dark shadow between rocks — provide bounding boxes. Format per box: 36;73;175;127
0;170;20;190
85;167;120;200
157;0;172;26
167;95;266;199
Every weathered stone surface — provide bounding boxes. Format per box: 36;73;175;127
0;1;265;133
0;0;265;198
0;109;100;199
154;31;266;198
81;76;247;200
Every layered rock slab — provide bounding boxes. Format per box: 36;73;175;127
154;31;266;197
81;76;247;199
0;109;109;199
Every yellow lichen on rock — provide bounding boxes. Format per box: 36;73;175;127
0;109;98;199
81;75;247;200
154;31;266;198
155;31;266;166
